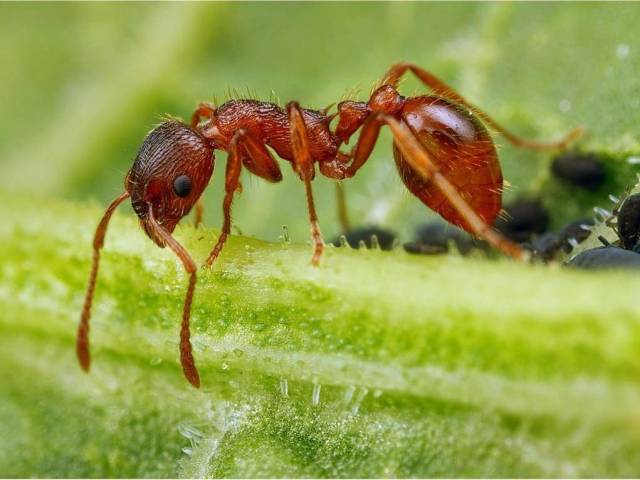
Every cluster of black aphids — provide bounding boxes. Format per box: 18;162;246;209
494;197;597;262
567;193;640;270
330;222;485;256
402;198;595;262
403;222;485;256
550;149;640;269
329;197;582;258
330;194;640;272
332;151;640;270
329;197;597;260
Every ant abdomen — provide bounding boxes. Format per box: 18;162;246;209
393;96;502;230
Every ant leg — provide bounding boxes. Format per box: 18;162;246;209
320;114;384;182
77;192;130;373
203;131;283;268
382;62;583;150
345;115;384;177
380;114;526;260
240;133;283;182
335;181;352;233
318;160;354;232
287;101;324;266
146;206;200;388
191;102;216;128
194;197;204;228
203;130;244;268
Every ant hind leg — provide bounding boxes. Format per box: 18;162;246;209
382;62;583;150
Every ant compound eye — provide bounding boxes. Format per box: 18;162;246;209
173;174;192;198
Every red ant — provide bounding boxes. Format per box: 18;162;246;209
77;62;582;388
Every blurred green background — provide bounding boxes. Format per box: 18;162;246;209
2;4;640;477
2;2;639;242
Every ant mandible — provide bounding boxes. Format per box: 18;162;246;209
77;62;582;388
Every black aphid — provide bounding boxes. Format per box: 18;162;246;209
331;225;397;250
494;198;550;243
551;151;606;191
529;232;562;262
403;222;484;255
617;193;640;250
567;246;640;270
559;218;594;252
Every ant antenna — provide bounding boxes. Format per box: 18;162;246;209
77;192;130;372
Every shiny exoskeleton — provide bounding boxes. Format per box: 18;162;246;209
77;62;582;387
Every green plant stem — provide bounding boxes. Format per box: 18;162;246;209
1;195;639;477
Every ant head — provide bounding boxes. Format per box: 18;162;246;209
125;120;214;247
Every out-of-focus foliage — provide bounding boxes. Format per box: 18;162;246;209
1;3;639;239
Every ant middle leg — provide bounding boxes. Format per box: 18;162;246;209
287;101;324;266
203;130;244;268
381;62;583;150
318;154;353;234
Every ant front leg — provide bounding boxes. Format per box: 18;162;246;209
203;130;245;268
203;129;283;268
382;62;583;150
287;101;324;266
